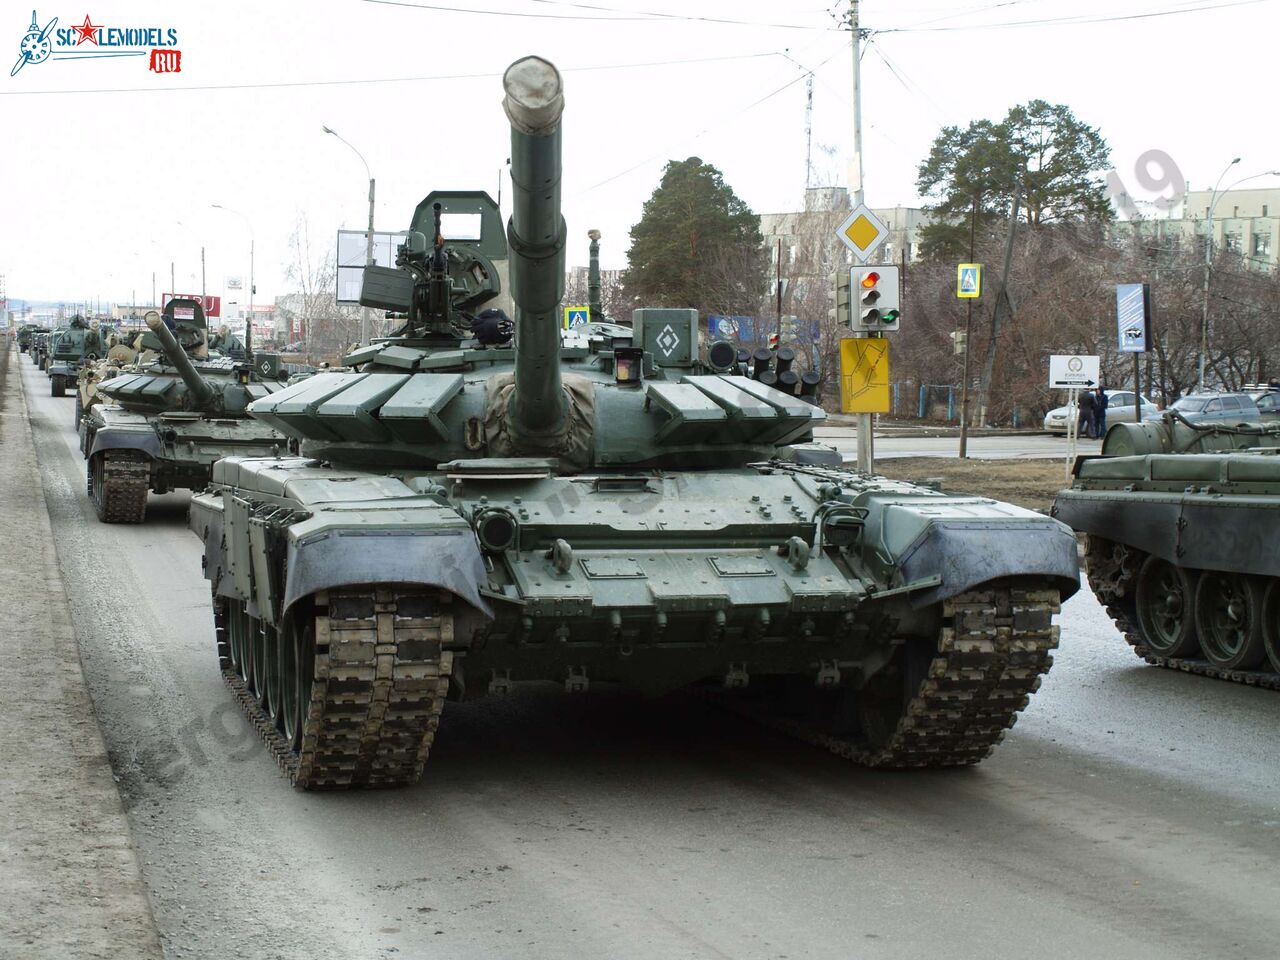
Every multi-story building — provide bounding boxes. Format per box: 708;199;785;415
1115;186;1280;271
759;187;935;272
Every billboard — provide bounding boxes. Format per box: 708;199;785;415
161;293;221;317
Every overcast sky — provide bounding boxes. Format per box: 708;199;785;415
2;0;1278;308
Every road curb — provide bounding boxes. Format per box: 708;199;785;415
0;342;164;959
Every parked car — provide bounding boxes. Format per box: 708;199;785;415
1043;390;1158;434
1255;391;1280;418
1144;391;1262;424
1244;384;1280;419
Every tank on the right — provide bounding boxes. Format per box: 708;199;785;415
1053;412;1280;686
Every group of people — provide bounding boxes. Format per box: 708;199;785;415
1077;385;1109;440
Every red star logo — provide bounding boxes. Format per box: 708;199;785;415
72;15;101;45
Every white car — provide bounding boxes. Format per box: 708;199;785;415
1043;390;1159;434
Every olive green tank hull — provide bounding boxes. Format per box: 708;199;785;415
1055;444;1280;688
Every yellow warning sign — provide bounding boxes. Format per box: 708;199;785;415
956;263;982;299
839;339;890;413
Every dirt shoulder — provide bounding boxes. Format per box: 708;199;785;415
0;342;163;959
875;457;1070;512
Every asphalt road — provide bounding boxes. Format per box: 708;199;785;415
21;356;1280;960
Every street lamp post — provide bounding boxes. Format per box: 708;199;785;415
323;125;375;346
211;203;255;346
1198;158;1239;391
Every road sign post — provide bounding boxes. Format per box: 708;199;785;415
1048;354;1101;390
1050;354;1101;480
838;339;890;413
562;305;589;330
1117;283;1152;423
956;260;982;458
956;263;982;299
829;207;890;473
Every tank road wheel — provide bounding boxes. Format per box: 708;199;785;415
277;613;308;749
250;616;271;706
88;450;149;524
1263;580;1280;674
1194;572;1267;671
1134;556;1201;658
260;622;283;724
226;602;250;683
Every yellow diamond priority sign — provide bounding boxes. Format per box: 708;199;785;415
836;203;889;264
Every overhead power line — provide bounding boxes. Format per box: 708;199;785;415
581;46;845;193
362;0;834;30
877;0;1272;33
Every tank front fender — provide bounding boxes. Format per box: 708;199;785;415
88;426;162;460
284;527;494;619
896;518;1081;607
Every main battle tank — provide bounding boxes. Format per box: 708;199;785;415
17;324;40;353
74;328;148;428
46;316;104;397
1054;413;1280;687
189;56;1080;790
29;330;50;369
80;298;287;523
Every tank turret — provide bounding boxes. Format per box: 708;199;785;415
1101;410;1280;457
144;307;219;410
503;55;569;444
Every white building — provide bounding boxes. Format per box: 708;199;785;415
1116;186;1280;271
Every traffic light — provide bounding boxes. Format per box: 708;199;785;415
850;265;900;332
831;271;851;327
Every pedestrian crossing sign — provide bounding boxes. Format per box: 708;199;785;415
957;263;982;299
563;306;590;330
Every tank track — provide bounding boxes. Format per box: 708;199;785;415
716;586;1060;768
90;450;149;524
1084;538;1280;691
216;587;454;789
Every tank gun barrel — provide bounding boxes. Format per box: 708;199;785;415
144;312;217;408
503;56;567;436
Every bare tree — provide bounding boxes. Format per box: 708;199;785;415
279;216;361;363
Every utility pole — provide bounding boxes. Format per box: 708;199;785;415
775;238;783;337
977;184;1021;426
169;261;175;305
151;271;156;309
365;176;376;343
803;72;814;190
848;0;874;473
201;247;206;306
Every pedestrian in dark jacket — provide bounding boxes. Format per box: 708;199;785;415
1093;386;1108;438
1077;389;1096;439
